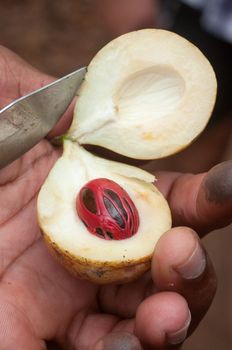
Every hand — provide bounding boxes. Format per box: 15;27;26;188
0;46;230;350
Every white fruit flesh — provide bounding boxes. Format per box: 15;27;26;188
38;141;171;272
69;29;216;159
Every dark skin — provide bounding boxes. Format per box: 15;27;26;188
0;45;231;349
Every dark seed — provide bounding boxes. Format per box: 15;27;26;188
104;189;128;220
96;227;104;237
103;196;125;229
106;231;114;239
82;188;97;214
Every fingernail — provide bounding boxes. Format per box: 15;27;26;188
94;332;142;350
174;240;206;279
166;310;191;345
204;161;232;203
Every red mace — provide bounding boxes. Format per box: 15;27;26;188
76;178;139;240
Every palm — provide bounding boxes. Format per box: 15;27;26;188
0;139;99;347
0;48;145;348
0;141;159;349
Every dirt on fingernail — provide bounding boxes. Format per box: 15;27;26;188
203;161;232;204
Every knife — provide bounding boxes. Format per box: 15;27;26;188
0;66;86;169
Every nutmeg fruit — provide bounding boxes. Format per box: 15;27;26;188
37;29;216;284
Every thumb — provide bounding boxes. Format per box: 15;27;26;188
196;160;232;233
93;332;143;350
0;45;54;107
156;161;232;236
0;45;74;137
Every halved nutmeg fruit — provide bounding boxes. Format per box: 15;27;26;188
37;29;217;284
38;142;171;284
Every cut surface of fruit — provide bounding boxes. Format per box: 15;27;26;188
37;141;171;283
68;29;217;159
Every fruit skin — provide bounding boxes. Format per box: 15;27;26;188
43;232;151;284
76;178;139;240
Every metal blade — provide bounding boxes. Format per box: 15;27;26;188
0;66;86;169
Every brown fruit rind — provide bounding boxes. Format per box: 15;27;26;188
42;231;151;284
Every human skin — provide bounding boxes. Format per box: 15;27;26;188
1;45;232;350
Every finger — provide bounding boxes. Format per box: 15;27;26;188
0;45;53;107
67;294;190;350
98;272;154;318
156;161;232;235
135;292;191;348
67;312;142;349
66;312;119;349
0;45;74;137
93;332;142;350
152;227;217;329
196;161;232;232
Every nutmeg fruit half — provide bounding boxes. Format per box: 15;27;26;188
38;142;171;284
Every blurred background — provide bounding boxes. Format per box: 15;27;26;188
0;0;110;76
0;0;232;349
